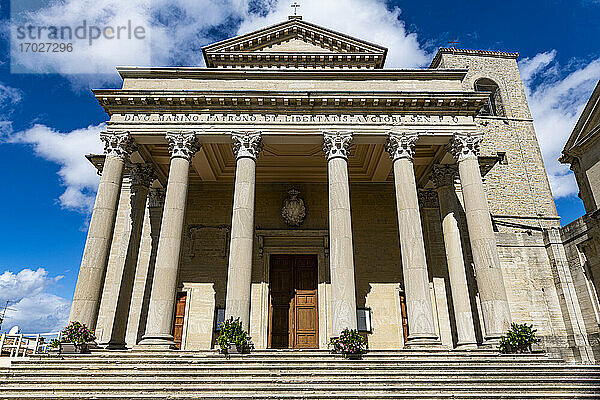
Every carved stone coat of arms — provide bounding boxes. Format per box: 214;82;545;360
281;189;306;227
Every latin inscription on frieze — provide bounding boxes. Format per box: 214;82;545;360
117;113;465;125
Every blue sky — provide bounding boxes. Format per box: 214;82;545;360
0;0;599;333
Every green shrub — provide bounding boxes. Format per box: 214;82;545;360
329;328;367;357
499;323;540;354
216;317;254;353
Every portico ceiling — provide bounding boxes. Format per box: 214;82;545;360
143;142;442;184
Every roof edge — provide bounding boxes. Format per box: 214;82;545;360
115;66;468;80
429;48;520;69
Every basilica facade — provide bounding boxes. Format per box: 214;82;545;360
68;16;596;362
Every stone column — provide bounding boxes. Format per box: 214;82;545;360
386;132;438;345
105;164;155;349
126;188;165;346
449;133;511;341
225;132;263;331
323;131;358;336
70;132;136;331
431;164;478;348
139;133;200;348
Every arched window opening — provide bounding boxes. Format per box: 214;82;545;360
474;78;505;117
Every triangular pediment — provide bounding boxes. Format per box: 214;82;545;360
562;81;600;159
202;17;387;69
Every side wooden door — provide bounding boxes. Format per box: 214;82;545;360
173;292;187;350
399;293;409;344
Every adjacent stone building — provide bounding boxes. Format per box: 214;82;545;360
69;16;595;362
560;81;600;362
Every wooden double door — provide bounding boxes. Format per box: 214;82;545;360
268;255;319;349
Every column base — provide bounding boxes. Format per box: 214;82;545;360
105;341;127;350
455;342;479;350
405;335;442;349
136;335;176;350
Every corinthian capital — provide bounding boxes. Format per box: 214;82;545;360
385;132;418;161
431;164;458;189
148;187;166;208
130;163;156;192
232;131;263;160
448;133;482;162
323;131;353;160
166;132;201;161
100;131;136;161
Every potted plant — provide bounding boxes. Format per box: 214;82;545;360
499;322;541;354
329;328;367;359
216;317;254;354
54;321;96;354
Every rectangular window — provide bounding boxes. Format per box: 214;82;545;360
214;308;225;331
357;308;372;333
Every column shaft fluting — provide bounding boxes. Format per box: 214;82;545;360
323;132;358;336
432;165;478;348
139;133;199;348
386;133;438;344
450;133;511;341
106;164;155;348
225;132;262;331
70;132;135;331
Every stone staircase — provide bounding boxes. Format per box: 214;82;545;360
1;349;599;399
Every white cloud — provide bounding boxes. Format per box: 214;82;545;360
520;51;600;198
10;0;249;78
0;82;22;107
0;268;70;334
8;123;105;213
239;0;428;68
10;0;425;81
0;82;22;135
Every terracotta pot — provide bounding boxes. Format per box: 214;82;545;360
59;343;89;354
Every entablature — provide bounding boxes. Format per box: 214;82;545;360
94;90;489;116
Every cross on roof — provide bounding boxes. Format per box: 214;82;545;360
448;38;460;49
291;2;300;16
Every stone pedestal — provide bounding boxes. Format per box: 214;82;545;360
432;164;478;349
138;133;200;348
70;132;136;331
225;132;263;331
386;133;439;345
323;132;358;336
104;164;155;349
449;133;511;342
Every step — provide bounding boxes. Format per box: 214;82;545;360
3;383;599;392
2;394;599;400
3;376;600;386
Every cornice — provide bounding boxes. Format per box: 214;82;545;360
430;48;519;69
93;89;489;115
201;52;384;69
116;67;468;81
